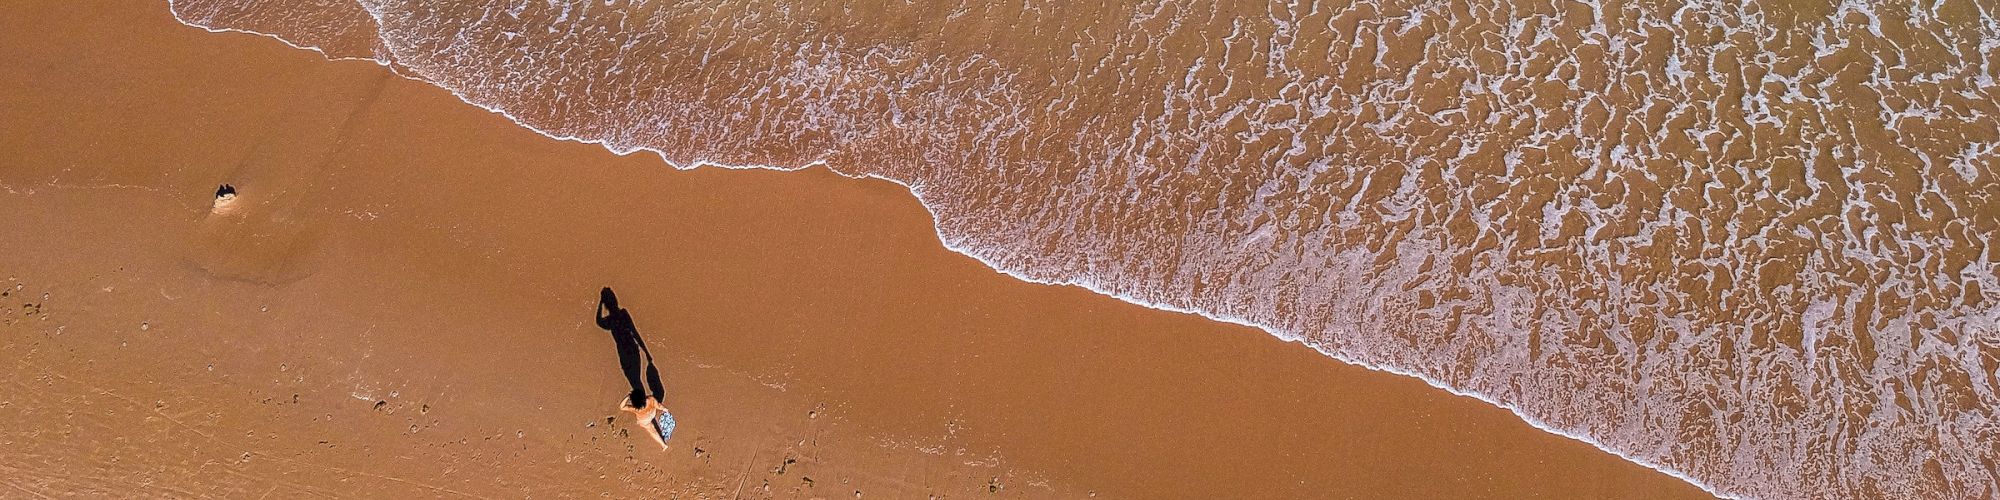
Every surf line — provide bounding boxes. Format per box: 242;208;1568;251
161;5;1734;498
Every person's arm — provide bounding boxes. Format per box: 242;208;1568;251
596;300;612;329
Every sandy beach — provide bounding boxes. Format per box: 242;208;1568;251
0;3;1716;498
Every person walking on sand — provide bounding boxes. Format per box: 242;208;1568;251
595;287;671;449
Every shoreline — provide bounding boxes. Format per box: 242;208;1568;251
164;7;1730;498
3;1;1720;498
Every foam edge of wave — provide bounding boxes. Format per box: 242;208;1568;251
159;4;1738;498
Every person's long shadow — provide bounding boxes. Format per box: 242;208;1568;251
595;287;664;408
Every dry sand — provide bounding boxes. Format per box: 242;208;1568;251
0;3;1712;498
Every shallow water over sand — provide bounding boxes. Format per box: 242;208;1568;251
170;0;2000;497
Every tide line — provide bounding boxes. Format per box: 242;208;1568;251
161;3;1735;498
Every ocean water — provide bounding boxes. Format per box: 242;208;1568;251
167;1;2000;498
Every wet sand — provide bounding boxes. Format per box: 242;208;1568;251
0;3;1712;498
